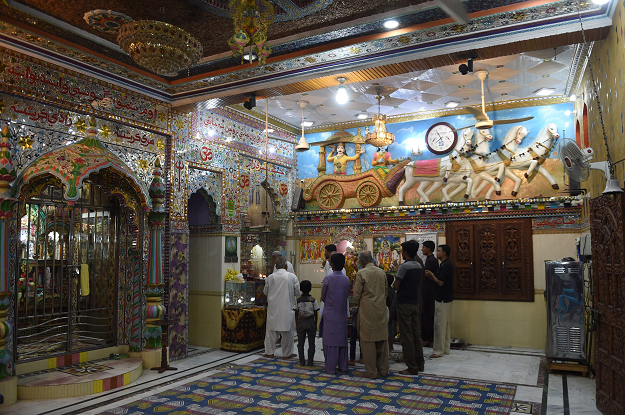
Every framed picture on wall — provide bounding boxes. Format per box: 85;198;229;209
225;236;238;263
373;235;401;273
405;232;438;265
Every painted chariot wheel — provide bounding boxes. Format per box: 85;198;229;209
356;181;381;207
315;182;344;210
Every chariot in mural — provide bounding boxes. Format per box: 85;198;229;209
302;159;411;210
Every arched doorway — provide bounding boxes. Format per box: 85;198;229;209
575;120;581;147
187;168;224;351
13;173;144;361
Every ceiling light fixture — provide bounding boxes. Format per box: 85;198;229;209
117;21;203;76
357;113;369;119
365;87;395;147
569;94;577;101
565;110;577;116
445;101;460;108
295;101;310;152
335;77;348;105
535;88;556;96
264;128;274;133
243;53;257;62
301;121;314;127
383;20;399;29
591;0;610;4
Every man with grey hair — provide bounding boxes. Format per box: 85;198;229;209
264;256;299;358
272;251;295;274
353;250;389;378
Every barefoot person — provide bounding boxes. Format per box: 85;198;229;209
321;253;351;375
264;256;299;358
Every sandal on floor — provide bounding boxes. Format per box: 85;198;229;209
430;354;443;358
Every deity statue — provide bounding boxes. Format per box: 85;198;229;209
377;239;393;272
372;147;402;179
327;142;365;175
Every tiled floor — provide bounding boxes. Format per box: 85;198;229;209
0;340;601;415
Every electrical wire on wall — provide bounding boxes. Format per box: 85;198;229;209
578;234;595;376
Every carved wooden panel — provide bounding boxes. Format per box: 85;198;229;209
446;219;534;301
447;222;474;296
590;194;625;415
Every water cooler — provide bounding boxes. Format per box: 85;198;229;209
545;261;586;361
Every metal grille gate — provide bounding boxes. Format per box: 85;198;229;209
14;183;119;361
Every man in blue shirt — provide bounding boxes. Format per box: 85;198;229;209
392;240;424;375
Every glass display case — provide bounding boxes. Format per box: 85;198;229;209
224;280;267;308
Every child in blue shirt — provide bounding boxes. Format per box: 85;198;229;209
293;280;320;366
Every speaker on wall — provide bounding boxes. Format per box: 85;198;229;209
291;188;306;211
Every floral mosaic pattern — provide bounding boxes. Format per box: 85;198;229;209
169;231;188;360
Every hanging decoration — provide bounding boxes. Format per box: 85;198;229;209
365;87;395;147
227;0;274;65
118;20;203;76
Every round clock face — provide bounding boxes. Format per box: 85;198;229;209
425;122;458;155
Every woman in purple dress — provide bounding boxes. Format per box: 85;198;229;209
320;253;352;375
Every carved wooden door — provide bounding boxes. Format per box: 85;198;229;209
590;194;625;415
446;219;533;301
448;223;474;297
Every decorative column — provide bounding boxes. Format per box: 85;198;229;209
144;158;166;353
317;145;327;176
0;125;17;404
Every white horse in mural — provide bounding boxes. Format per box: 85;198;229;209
398;128;501;203
470;123;561;197
507;123;561;189
470;126;528;198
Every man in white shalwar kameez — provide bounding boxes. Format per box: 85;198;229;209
272;251;295;274
264;256;299;358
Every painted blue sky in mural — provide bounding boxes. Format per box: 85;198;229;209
297;102;574;179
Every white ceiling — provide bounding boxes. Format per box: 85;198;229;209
250;45;577;128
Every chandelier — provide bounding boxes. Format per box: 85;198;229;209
227;0;274;65
365;87;395;147
118;21;203;76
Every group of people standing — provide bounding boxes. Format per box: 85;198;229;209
262;240;454;378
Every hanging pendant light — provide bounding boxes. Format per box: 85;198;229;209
295;101;310;152
365;87;395;147
335;77;348;104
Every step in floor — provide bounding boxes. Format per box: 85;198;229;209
17;355;143;399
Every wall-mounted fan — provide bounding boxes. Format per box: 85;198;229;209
558;138;623;195
455;70;534;130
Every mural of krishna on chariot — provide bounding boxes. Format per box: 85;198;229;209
297;103;573;210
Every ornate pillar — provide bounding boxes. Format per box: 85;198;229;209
317;145;327;176
144;158;166;351
0;125;17;404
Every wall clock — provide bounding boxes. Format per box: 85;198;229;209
425;122;458;155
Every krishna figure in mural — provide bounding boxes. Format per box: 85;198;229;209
327;143;365;175
372;147;404;179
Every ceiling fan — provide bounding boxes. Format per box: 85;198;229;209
455;70;534;130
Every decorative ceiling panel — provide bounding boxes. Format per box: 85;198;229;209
250;44;581;127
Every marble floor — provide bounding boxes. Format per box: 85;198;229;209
0;340;602;415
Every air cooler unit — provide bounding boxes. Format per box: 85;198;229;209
545;261;586;361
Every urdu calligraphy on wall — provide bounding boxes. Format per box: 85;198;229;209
198;110;295;164
0;50;170;130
